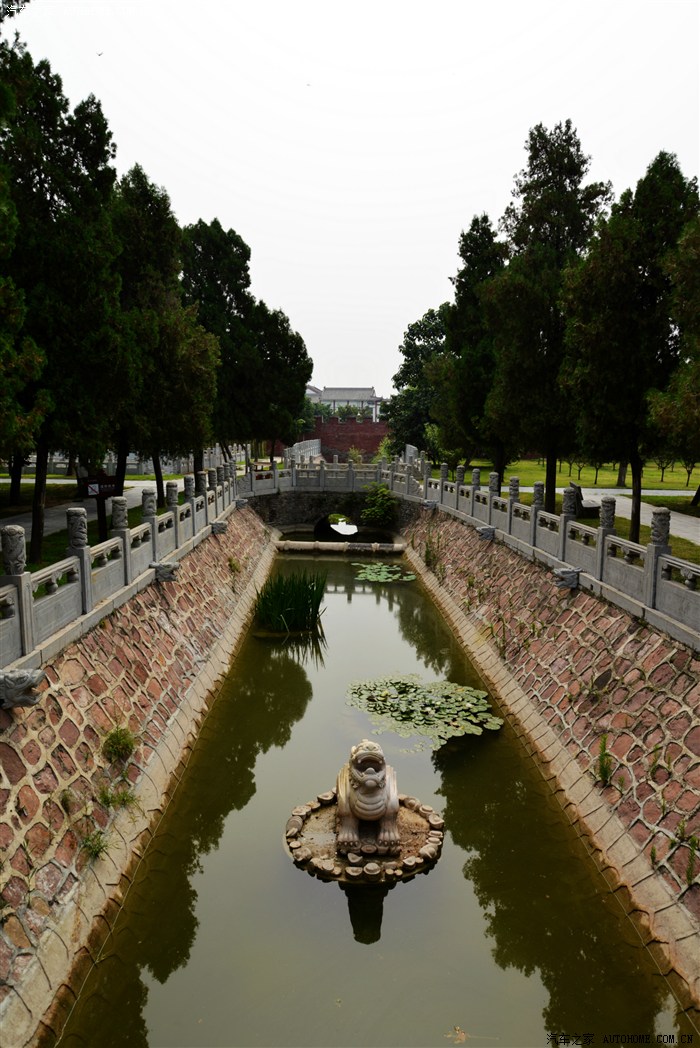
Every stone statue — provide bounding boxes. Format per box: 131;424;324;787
336;740;399;852
0;669;47;709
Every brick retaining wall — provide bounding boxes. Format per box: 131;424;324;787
402;505;700;1017
0;506;274;1047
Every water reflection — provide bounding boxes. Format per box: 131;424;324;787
341;884;392;944
58;646;313;1047
432;735;673;1036
56;558;689;1048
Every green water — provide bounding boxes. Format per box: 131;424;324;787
56;557;693;1047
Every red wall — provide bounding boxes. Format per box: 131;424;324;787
302;416;389;462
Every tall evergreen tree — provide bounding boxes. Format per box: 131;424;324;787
382;305;449;455
428;214;509;472
485;120;611;510
181;218;254;457
0;39;119;558
562;153;699;539
111;165;219;503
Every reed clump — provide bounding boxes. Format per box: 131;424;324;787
255;571;326;633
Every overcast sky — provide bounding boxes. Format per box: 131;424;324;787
8;0;700;397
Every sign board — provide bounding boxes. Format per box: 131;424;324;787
85;474;118;499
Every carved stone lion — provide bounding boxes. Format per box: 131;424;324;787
0;669;47;710
336;739;399;852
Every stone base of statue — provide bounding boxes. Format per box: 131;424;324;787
284;789;444;886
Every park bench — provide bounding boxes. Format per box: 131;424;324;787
570;482;600;520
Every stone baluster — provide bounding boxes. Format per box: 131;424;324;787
166;482;179;511
454;465;465;513
140;488;158;557
166;482;180;544
440;463;449;504
66;507;93;614
488;472;499;524
0;524;34;655
110;496;133;583
530;481;544;547
559;487;577;562
645;506;672;609
596;495;616;580
508;476;520;533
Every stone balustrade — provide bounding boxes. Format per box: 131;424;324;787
0;469;239;672
1;463;698;672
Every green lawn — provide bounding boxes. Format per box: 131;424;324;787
468;458;699;492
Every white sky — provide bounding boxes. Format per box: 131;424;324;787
7;0;700;397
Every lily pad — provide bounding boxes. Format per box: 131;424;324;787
351;562;416;583
346;674;503;751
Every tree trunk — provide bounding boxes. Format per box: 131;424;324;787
691;484;699;507
29;436;49;564
616;461;628;487
545;446;558;514
152;449;165;508
9;454;23;504
115;430;129;497
193;449;204;475
629;449;643;545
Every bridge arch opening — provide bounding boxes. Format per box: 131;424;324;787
313;513;358;540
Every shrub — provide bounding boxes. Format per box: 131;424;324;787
360;483;397;529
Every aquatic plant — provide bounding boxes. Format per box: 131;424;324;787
346;674;503;751
352;562;415;583
255;570;326;633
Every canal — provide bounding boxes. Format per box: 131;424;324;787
56;556;688;1047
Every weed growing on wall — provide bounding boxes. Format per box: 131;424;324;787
596;734;614;785
81;829;110;862
102;726;137;764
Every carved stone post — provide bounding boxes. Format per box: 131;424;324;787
508;476;520;534
0;524;34;656
166;482;179;510
453;465;464;513
110;496;133;583
487;472;499;525
596;496;616;580
530;481;544;547
66;507;93;614
645;507;672;609
141;488;158;558
559;487;577;562
166;482;180;544
319;460;326;491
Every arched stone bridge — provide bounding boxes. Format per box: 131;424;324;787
245;490;377;536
